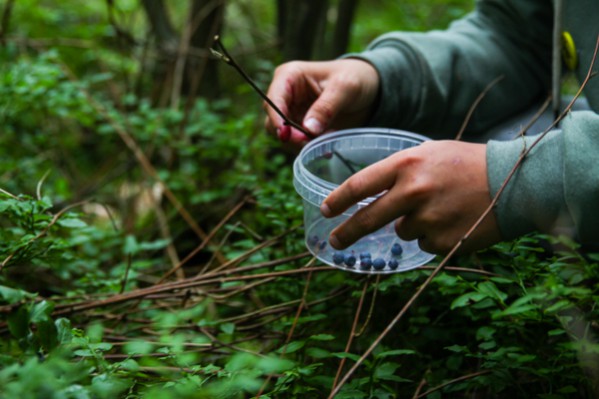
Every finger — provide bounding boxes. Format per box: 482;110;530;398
264;62;306;131
321;158;397;218
329;192;405;249
302;77;353;135
394;214;423;242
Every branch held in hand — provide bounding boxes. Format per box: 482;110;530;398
211;35;315;139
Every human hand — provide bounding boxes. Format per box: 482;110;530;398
320;141;502;255
264;59;380;145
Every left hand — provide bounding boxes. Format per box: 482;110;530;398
320;140;502;255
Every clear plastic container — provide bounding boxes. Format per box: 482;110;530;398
293;128;436;274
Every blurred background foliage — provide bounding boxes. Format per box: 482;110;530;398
1;0;599;398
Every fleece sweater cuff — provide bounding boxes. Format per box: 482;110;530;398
486;131;566;240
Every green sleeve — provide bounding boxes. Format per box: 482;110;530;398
348;0;553;138
487;111;599;245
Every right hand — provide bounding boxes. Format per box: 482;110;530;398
264;59;380;146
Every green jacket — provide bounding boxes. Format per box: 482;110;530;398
353;0;599;246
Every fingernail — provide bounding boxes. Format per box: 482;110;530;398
329;234;341;249
320;203;332;217
304;118;324;134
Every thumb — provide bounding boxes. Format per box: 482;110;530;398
303;86;346;135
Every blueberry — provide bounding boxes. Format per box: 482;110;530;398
359;251;371;260
344;254;357;267
372;258;386;271
360;257;372;270
308;235;319;246
332;252;345;265
319;241;327;250
388;259;399;270
391;243;404;256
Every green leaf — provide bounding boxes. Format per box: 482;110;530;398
37;319;58;351
55;318;72;344
220;322;235;335
29;300;54;323
375;349;417;358
492;303;538;319
545;300;572;314
445;345;469;353
139;239;171;251
123;234;139;255
277;340;305;354
477;281;507;303
57;217;87;228
374;362;405;382
256;356;295;374
332;352;362;363
305;347;330;359
8;306;29;339
0;285;35;304
123;341;154;355
450;292;487;309
308;334;335;341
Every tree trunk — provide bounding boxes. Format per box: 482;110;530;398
279;0;329;61
276;0;359;61
140;0;178;53
331;0;358;57
188;0;225;97
140;0;225;104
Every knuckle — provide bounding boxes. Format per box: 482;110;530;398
316;100;334;119
418;236;452;255
394;217;417;241
333;73;361;93
274;61;303;78
345;174;367;201
403;175;435;201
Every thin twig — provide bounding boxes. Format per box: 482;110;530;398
120;254;133;294
255;260;316;397
52;266;332;317
157;196;248;283
331;276;370;393
411;373;429;399
455;75;504;141
414;370;492;398
0;187;17;199
354;274;380;337
211;35;315;138
36;170;51;200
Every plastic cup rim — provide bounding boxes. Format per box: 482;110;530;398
293;127;430;207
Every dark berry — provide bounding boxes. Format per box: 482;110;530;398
388;259;399;270
391;243;404;256
344;254;357;267
360;257;372;270
372;258;386;270
319;241;327;250
332;252;345;265
308;235;319;246
359;251;371;260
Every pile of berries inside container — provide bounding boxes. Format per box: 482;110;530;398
331;242;404;271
